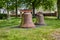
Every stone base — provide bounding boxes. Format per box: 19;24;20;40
21;23;35;28
35;23;46;25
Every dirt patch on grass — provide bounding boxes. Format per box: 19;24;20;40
51;29;60;40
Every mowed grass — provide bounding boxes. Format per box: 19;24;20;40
0;16;60;40
0;17;20;28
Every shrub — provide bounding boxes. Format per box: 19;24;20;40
0;13;7;19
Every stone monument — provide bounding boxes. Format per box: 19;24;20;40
35;12;45;25
20;9;35;28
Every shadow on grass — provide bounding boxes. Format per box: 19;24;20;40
9;24;47;29
0;17;60;29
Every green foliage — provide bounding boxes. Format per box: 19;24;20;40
0;14;7;19
0;0;22;10
0;0;5;8
23;0;57;11
0;0;57;11
42;0;57;10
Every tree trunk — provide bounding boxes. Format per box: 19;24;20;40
7;2;10;20
0;9;1;13
32;3;35;17
7;10;10;19
3;9;4;14
57;0;60;19
16;6;18;18
15;0;18;18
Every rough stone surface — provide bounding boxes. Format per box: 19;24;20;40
20;12;35;28
35;12;45;25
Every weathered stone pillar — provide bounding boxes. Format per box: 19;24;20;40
35;12;45;25
20;12;35;28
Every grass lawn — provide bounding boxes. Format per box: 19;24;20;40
0;17;20;28
0;16;60;40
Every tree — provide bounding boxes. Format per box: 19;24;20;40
4;0;12;19
23;0;55;17
57;0;60;19
3;0;15;19
11;0;22;18
0;0;5;13
3;0;22;19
